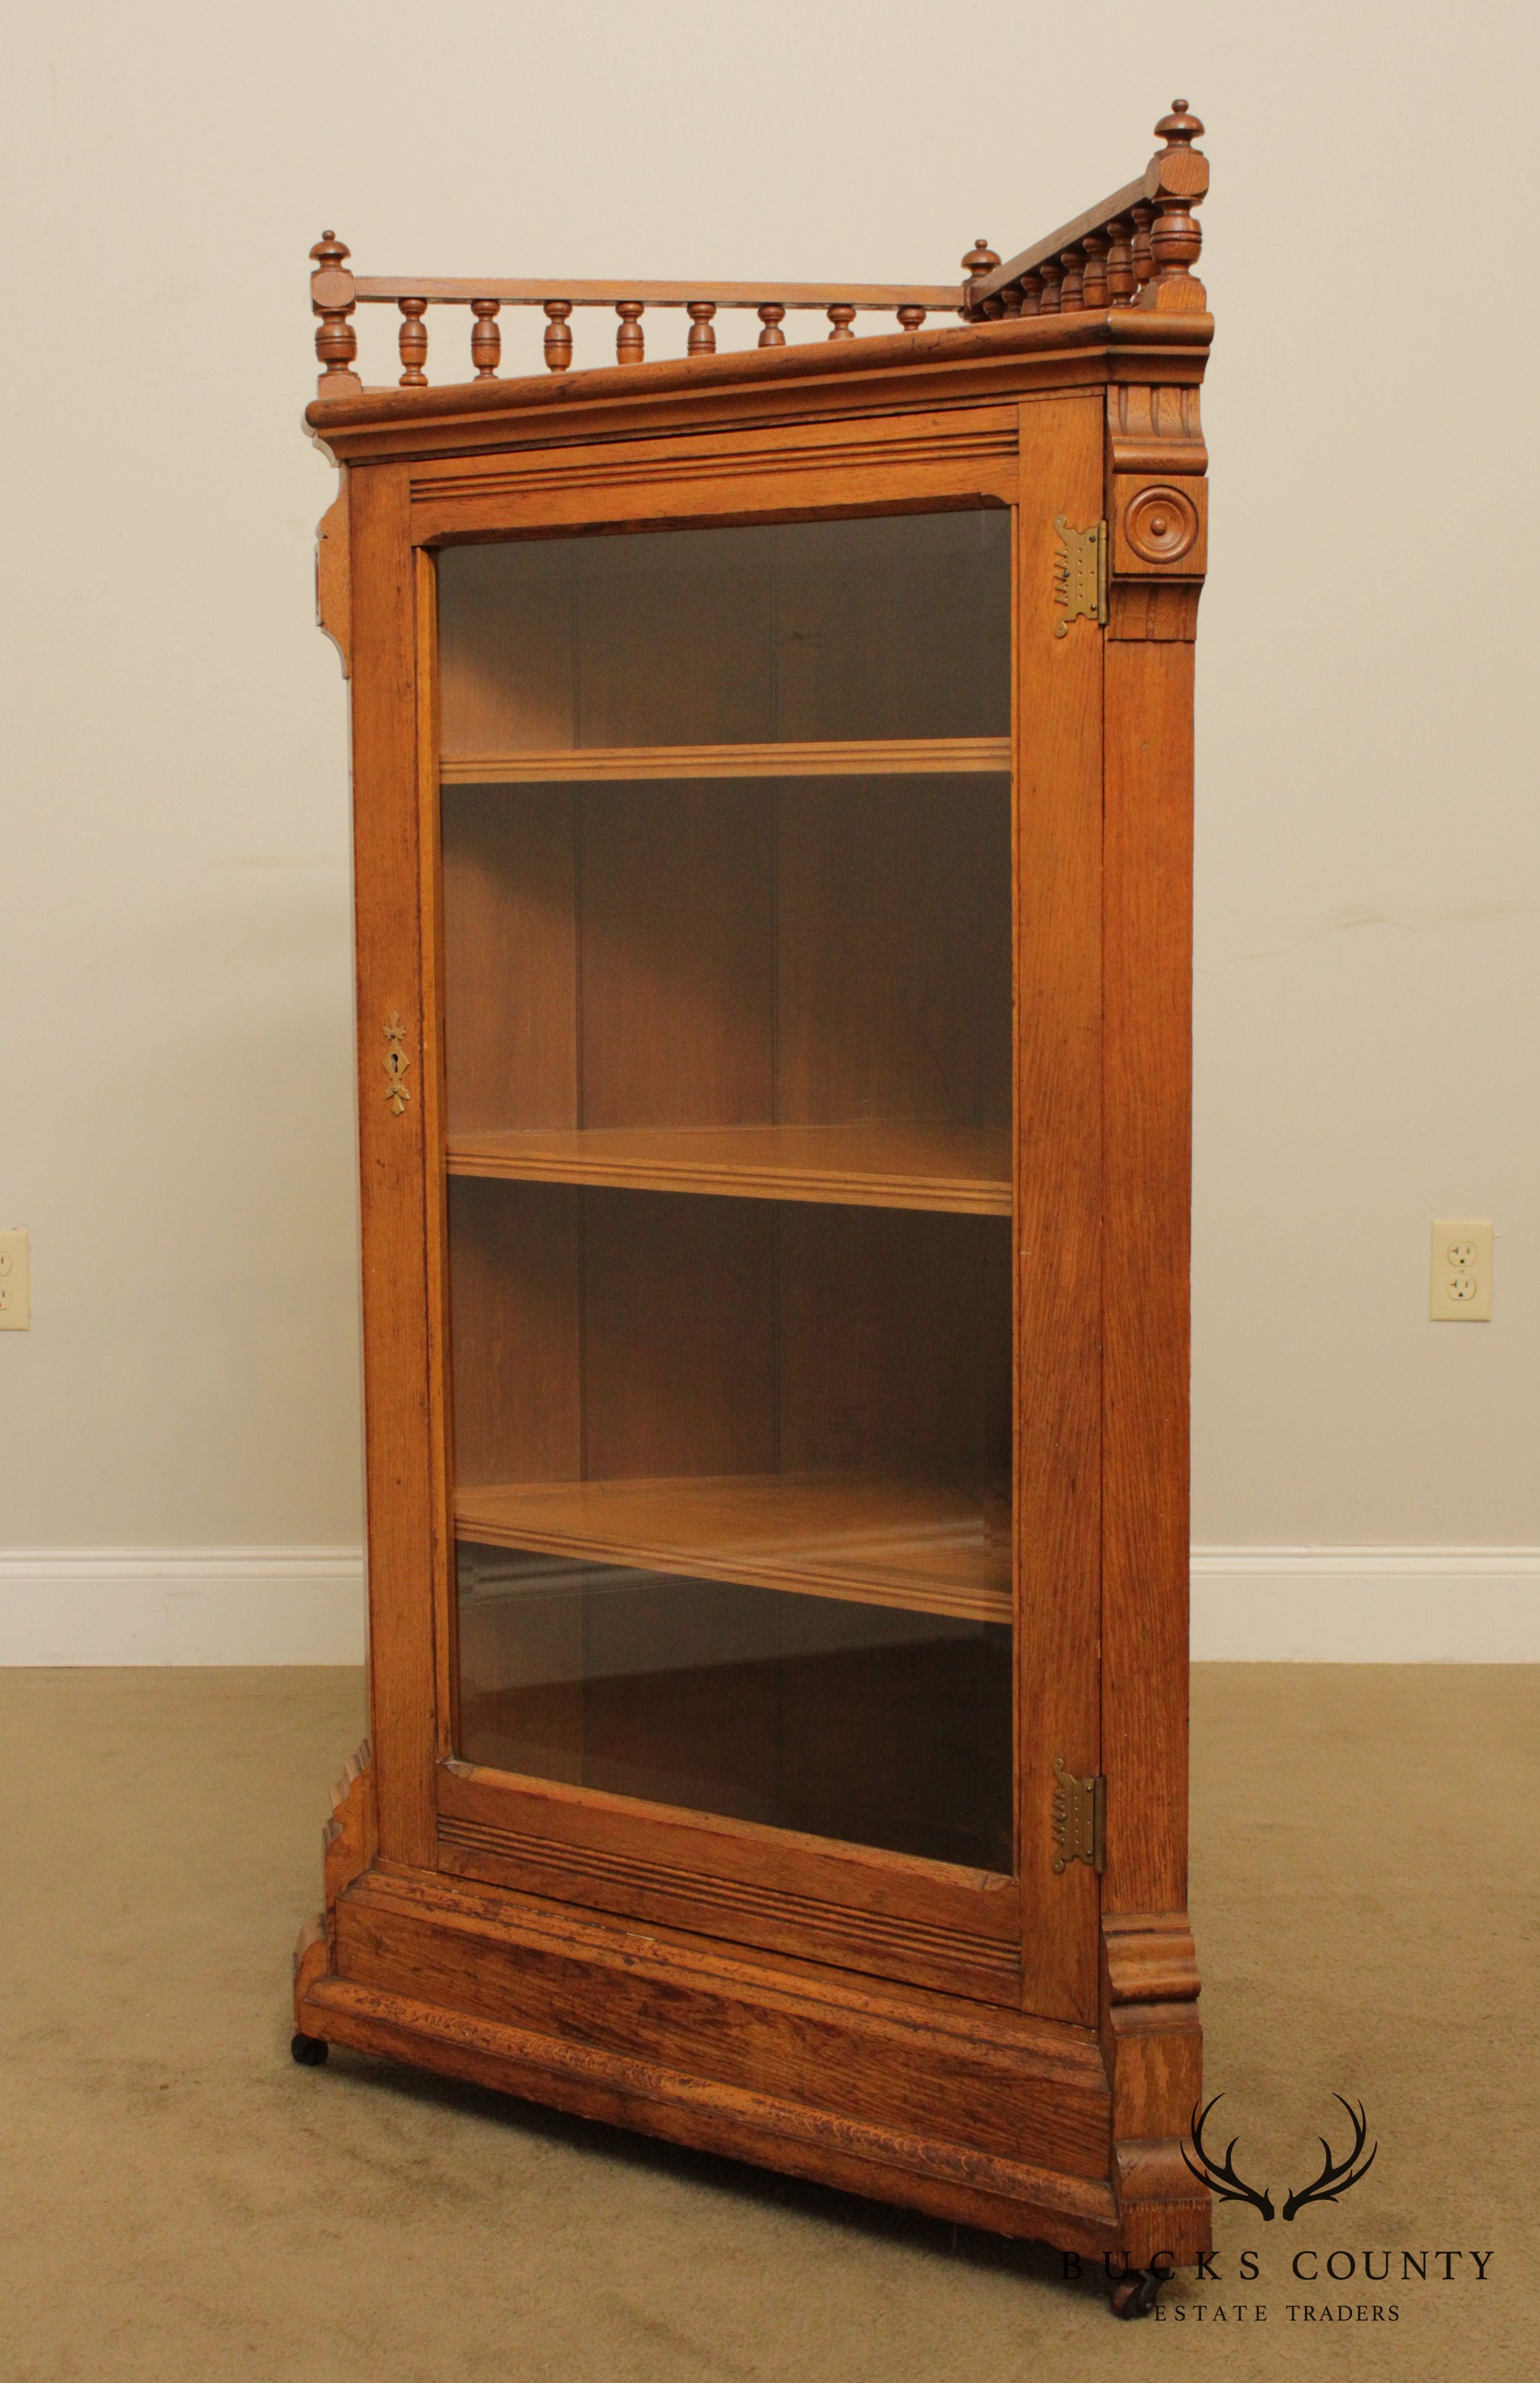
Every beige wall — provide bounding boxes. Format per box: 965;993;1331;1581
4;0;1536;1561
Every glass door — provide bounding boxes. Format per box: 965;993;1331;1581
436;509;1015;1877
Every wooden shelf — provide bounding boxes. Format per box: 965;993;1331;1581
440;737;1011;785
455;1473;1011;1624
446;1123;1011;1214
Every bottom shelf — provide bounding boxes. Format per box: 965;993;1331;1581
453;1472;1012;1623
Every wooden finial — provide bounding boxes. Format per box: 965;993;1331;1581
397;297;428;386
961;236;1000;318
687;301;717;356
543;300;573;372
826;304;856;339
310;231;360;398
757;303;787;347
615;301;644;362
896;305;925;333
1081;230;1109;310
1141;99;1209;311
470;299;501;378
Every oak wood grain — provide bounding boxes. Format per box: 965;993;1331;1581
1012;396;1105;2025
349;463;437;1867
438;737;1011;782
445;1122;1011;1213
456;1472;1010;1621
1101;641;1194;1916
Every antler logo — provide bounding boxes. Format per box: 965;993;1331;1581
1181;2095;1275;2220
1282;2095;1378;2220
1181;2093;1378;2222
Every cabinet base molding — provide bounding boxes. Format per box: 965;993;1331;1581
296;1841;1209;2264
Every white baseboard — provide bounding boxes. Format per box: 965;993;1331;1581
1190;1546;1540;1660
0;1548;365;1664
0;1545;1535;1665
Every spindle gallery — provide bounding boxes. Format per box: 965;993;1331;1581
294;103;1213;2326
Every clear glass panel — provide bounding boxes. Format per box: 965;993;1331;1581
441;508;1015;1874
438;511;1011;753
459;1550;1012;1871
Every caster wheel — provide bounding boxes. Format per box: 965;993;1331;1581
291;2031;329;2066
1111;2268;1166;2319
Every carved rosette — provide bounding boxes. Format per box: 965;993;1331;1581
1106;380;1208;642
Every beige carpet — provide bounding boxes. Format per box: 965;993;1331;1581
1;1666;1533;2381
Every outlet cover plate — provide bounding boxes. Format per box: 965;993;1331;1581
0;1227;29;1329
1429;1219;1492;1321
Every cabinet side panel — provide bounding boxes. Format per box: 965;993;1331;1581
351;463;438;1866
1013;398;1104;2024
1101;642;1193;1914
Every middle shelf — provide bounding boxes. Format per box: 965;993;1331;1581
446;1122;1011;1214
456;1472;1013;1624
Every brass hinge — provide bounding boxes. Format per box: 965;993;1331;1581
1052;1757;1106;1874
1053;516;1108;636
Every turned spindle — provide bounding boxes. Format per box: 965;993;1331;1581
1105;219;1137;306
310;231;360;398
960;235;1000;318
757;303;786;347
1058;246;1085;312
1081;230;1109;310
615;301;644;362
896;305;925;333
543;301;573;372
1130;202;1156;288
397;297;428;386
1142;100;1208;309
1037;258;1063;315
826;304;856;339
470;299;501;378
687;301;717;355
998;286;1024;317
1018;272;1043;317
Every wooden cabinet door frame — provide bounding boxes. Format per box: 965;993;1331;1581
347;398;1105;2023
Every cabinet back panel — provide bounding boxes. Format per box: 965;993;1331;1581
577;786;776;1129
448;1181;1009;1491
581;1189;778;1480
438;540;577;754
772;513;1010;743
775;778;1011;1127
441;780;1008;1136
778;1204;1011;1479
438;511;1011;759
447;1177;582;1485
441;786;578;1134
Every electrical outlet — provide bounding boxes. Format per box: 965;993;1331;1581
0;1227;29;1329
1429;1219;1492;1321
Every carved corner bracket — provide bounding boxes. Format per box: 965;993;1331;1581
1106;383;1207;642
316;480;351;678
322;1741;378;1927
1100;1911;1210;2264
294;1742;377;2026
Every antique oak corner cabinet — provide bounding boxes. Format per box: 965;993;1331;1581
292;102;1214;2310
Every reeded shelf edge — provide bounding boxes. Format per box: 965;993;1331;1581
446;1122;1013;1215
456;1473;1012;1624
439;736;1013;784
